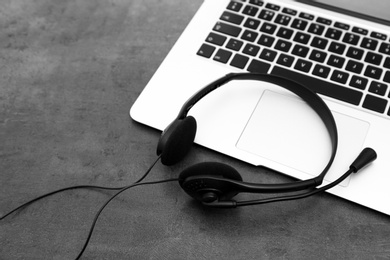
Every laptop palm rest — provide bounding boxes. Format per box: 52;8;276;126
236;90;370;186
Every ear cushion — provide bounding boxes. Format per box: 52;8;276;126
179;162;243;202
179;162;243;182
157;116;197;166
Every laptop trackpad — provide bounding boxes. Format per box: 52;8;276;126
236;90;370;186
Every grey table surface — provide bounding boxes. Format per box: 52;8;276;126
1;0;389;259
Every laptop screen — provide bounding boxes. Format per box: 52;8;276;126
298;0;390;25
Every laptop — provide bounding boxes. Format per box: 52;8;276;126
130;0;390;215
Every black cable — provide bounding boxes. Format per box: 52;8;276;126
74;178;179;260
1;155;178;259
0;155;161;221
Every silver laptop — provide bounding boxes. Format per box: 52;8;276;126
130;0;390;215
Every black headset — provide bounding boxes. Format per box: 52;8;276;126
1;72;377;258
157;72;376;208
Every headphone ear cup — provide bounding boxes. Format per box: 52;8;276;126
157;116;197;166
179;162;243;202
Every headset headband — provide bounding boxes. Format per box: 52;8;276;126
177;73;338;189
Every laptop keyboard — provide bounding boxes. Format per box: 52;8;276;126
196;0;390;118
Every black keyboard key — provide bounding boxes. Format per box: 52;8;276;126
258;9;275;21
334;22;350;30
242;5;259;16
352;27;368;35
328;42;346;55
272;66;362;105
311;37;328;49
274;14;292;26
247;59;271;73
291;18;308;30
293;32;311;44
241;29;259;42
299;12;314;20
243;43;260;56
308;23;325;35
365;52;383;66
227;1;243;12
331;70;349;84
361;37;378;50
197;44;216;58
369;81;387;96
230;54;249;69
259;48;277;62
226;38;244;51
364;65;383;80
345;60;364;74
292;44;309;58
385;57;390;69
276;27;294;39
312;64;331;79
282;8;297;16
325;28;342;40
274;39;292;52
257;34;275;47
346;47;364;60
260;22;277;34
220;11;245;25
213;49;232;63
349;75;368;90
309;49;327;62
294;59;313;72
316;17;332;25
385;71;390;83
371;31;387;41
379;43;390;55
327;54;345;68
342;33;360;45
213;22;241;37
249;0;264;7
265;3;280;11
206;32;227;46
244;17;261;29
363;95;387;113
277;54;295;67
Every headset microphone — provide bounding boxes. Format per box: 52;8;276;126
198;147;377;208
349;147;377;173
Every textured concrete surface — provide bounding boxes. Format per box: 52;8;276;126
1;0;390;259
